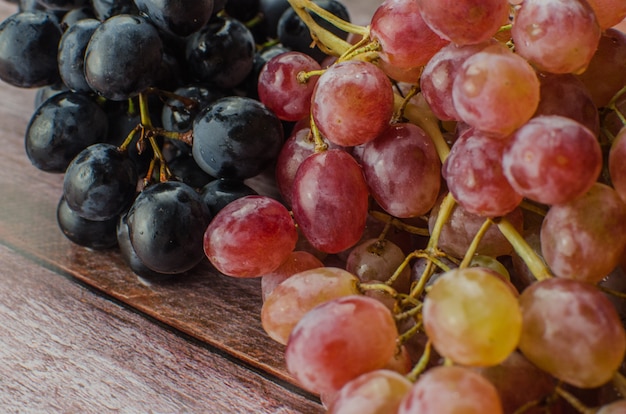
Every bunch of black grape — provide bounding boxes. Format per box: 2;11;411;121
0;0;351;281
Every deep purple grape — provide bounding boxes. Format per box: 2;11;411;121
57;18;100;92
0;11;62;88
160;84;228;133
192;96;284;180
63;143;138;221
200;178;258;216
84;14;163;100
185;15;255;89
25;91;109;172
277;0;350;63
126;181;212;274
91;0;138;20
133;0;213;37
57;196;118;250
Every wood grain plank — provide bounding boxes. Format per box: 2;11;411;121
0;243;323;413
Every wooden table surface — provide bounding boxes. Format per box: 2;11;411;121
0;0;382;412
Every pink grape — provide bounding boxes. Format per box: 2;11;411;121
518;278;626;388
285;295;399;396
502;115;602;206
327;369;412;414
423;267;522;366
428;195;524;259
442;128;523;217
420;41;493;121
416;0;510;45
511;0;601;74
291;149;369;253
474;351;561;414
597;400;626;414
533;72;600;137
585;0;626;29
346;238;412;294
260;251;324;301
398;366;503;414
203;195;297;277
452;42;540;137
575;28;626;108
261;267;360;345
370;0;449;83
540;183;626;284
360;123;441;218
257;51;321;121
311;60;394;147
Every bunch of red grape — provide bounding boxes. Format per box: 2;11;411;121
3;0;626;412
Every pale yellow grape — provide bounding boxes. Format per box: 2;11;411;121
423;266;522;366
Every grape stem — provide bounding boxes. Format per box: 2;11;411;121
459;218;493;268
406;340;431;382
554;386;596;414
495;217;553;281
288;0;369;37
369;210;430;237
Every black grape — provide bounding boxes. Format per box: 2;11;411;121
167;152;215;190
185;15;255;89
57;196;118;250
277;0;350;62
33;82;68;108
250;0;290;42
91;0;138;21
36;0;90;10
57;18;100;92
192;96;284;180
25;91;109;172
60;6;96;28
224;0;260;23
0;11;62;87
63;143;138;221
161;84;228;133
84;14;163;100
200;178;258;216
133;0;214;37
126;181;212;274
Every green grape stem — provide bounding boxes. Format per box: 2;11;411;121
459;218;493;268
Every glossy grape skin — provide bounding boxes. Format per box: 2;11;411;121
63;143;138;221
84;14;163;101
200;179;258;216
311;60;394;147
25;91;109;173
116;211;172;282
540;183;626;284
276;0;350;63
203;195;297;278
192;96;284;180
0;11;62;88
370;0;449;83
133;0;213;37
185;16;255;89
533;72;600;137
160;84;228;134
261;267;360;344
360;122;441;218
502;115;602;206
257;51;321;122
260;251;324;301
291;149;369;253
327;369;412;414
416;0;509;45
274;126;316;207
420;41;492;121
127;181;211;274
57;18;100;93
518;278;626;388
575;29;626;108
511;0;601;74
285;295;398;396
423;267;522;366
56;196;118;250
452;42;540;137
91;0;138;20
398;366;503;414
443;129;523;217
